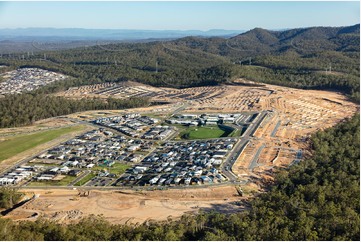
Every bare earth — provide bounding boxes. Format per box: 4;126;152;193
2;80;358;224
5;186;251;224
57;80;358;180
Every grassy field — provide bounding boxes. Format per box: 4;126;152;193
74;172;96;186
27;175;76;187
92;163;131;175
229;126;247;137
180;125;233;139
0;125;85;162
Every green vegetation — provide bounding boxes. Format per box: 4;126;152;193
0;25;358;101
229;128;241;137
0;187;23;209
27;161;61;167
0;125;84;162
180;125;233;139
0;114;359;240
230;125;247;137
27;175;76;187
91;163;131;175
0;25;358;129
0;25;359;240
74;173;96;186
108;163;131;175
0;93;149;128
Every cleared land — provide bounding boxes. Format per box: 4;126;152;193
1;80;358;225
4;186;251;224
55;81;358;181
0;117;76;137
0;125;85;162
56;81;358;187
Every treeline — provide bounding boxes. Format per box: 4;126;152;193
234;65;360;101
0;187;23;210
0;114;359;240
0;54;235;89
0;93;149;128
0;37;359;101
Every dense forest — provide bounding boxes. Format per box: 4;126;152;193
0;24;359;100
0;93;149;128
0;25;359;128
0;114;359;240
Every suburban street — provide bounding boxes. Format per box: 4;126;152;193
220;111;269;182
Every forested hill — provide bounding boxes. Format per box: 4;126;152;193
0;114;359;240
226;24;360;54
0;24;359;100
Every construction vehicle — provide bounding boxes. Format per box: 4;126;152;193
77;190;90;197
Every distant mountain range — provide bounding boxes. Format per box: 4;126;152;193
168;24;360;58
228;24;360;53
0;28;243;41
0;24;358;54
0;24;359;100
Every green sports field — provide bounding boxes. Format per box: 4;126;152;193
0;125;85;162
180;125;234;139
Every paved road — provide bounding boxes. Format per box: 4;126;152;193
3;109;271;190
221;139;249;181
220;111;269;182
171;102;189;115
271;120;281;137
245;111;268;137
17;180;246;191
248;144;265;170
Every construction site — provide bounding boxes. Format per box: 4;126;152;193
55;80;358;176
0;80;358;224
3;185;252;224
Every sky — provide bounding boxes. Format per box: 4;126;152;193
0;1;359;30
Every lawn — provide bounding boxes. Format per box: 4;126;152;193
229;126;247;137
91;163;131;175
0;125;85;162
74;173;96;186
27;175;76;187
180;125;234;139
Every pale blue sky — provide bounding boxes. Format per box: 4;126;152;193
0;1;359;30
